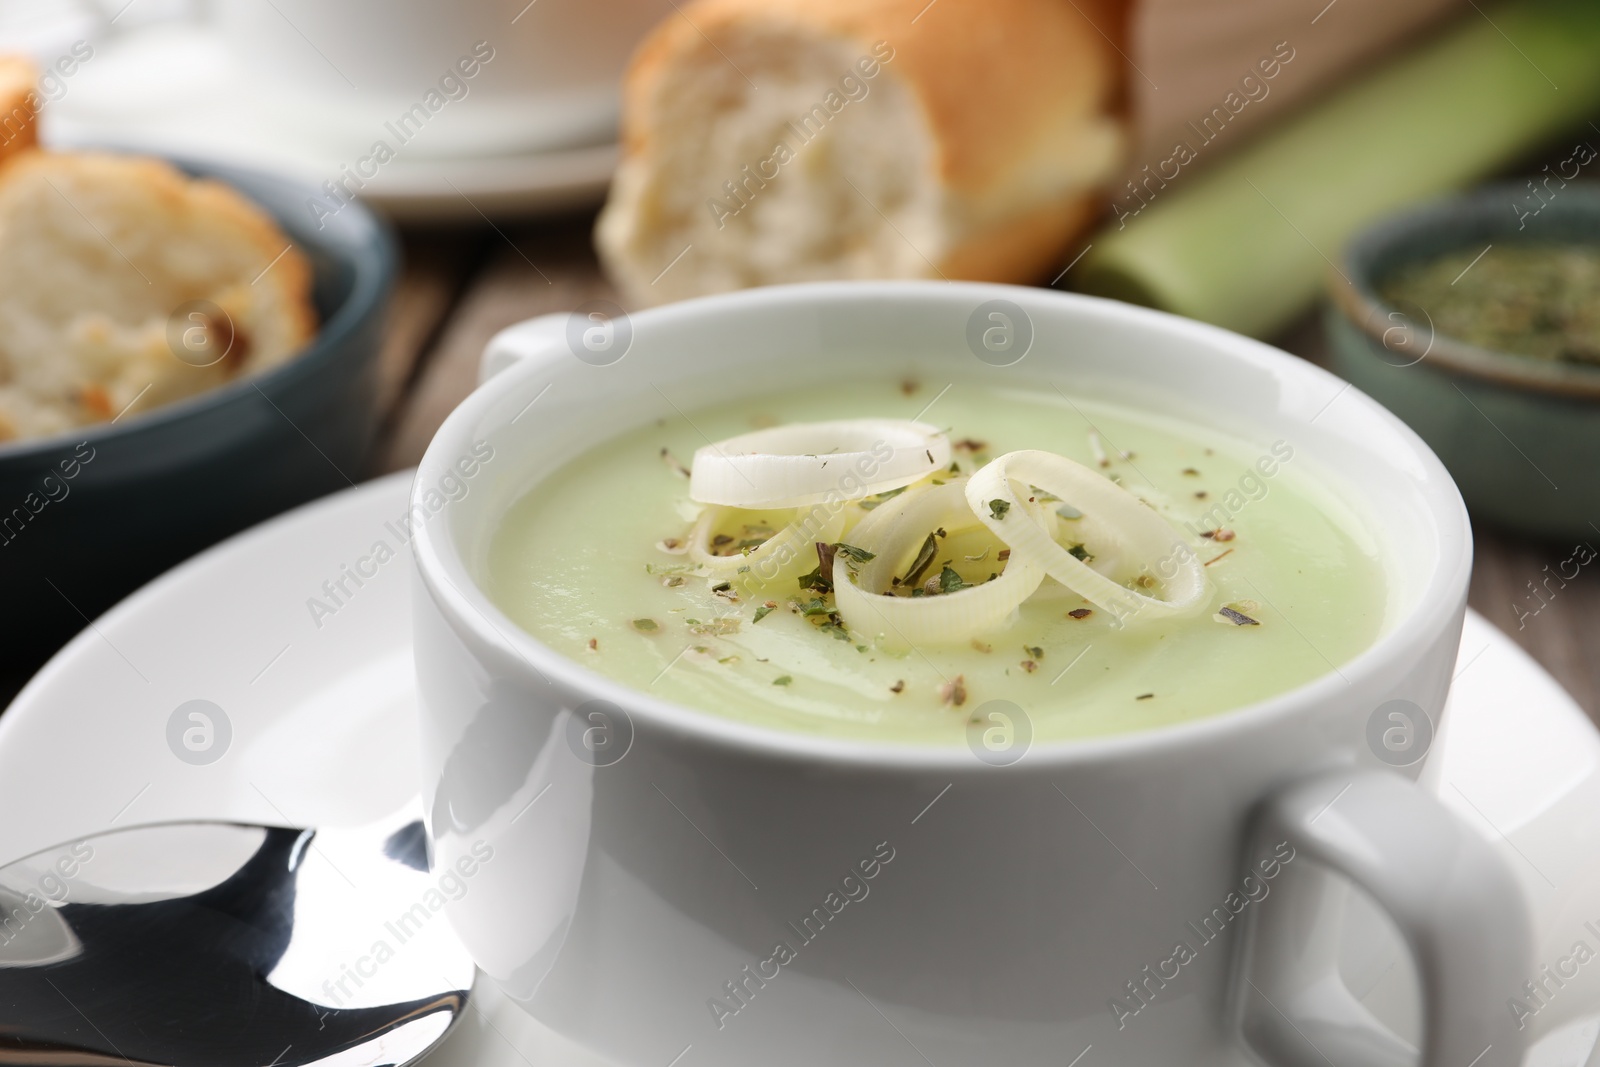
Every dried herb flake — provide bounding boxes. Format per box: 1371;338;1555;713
819;621;851;642
835;543;876;564
939;675;968;707
1214;605;1260;626
937;565;969;594
798;565;832;594
900;532;940;589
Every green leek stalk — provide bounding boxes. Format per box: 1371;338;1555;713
1072;0;1600;338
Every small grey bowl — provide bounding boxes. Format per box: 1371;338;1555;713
1325;180;1600;542
0;157;397;661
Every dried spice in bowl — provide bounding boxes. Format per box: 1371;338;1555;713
1379;244;1600;365
1326;181;1600;539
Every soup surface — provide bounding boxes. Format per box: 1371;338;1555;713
487;380;1386;744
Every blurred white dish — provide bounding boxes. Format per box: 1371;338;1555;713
42;19;627;219
0;471;1596;1065
214;0;661;151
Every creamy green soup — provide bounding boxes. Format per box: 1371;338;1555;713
486;380;1386;745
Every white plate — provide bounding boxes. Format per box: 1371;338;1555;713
42;23;616;220
2;472;1598;1066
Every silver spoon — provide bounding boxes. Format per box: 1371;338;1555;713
0;810;475;1066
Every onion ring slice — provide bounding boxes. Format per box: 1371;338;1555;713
690;419;950;509
688;502;847;584
965;451;1209;623
832;481;1045;648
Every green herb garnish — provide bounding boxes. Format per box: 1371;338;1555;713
819;621;851;642
899;532;939;588
1068;543;1093;562
631;618;660;633
753;605;774;624
834;543;877;566
800;598;833;617
798;566;832;594
773;675;793;686
937;565;969;594
988;499;1011;520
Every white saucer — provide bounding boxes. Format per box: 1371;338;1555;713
42;23;616;220
2;472;1599;1066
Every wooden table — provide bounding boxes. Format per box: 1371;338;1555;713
371;210;1600;726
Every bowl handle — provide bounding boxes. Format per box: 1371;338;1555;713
1234;768;1532;1067
479;313;573;384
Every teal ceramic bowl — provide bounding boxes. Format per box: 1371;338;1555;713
1326;180;1600;542
0;158;397;661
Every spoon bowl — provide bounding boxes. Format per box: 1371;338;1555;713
0;811;474;1066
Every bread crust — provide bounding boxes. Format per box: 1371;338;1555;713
0;56;36;165
939;193;1102;284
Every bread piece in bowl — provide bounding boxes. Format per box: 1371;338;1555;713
0;152;316;441
597;0;1124;306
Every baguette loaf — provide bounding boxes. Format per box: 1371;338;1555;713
0;151;316;442
596;0;1124;306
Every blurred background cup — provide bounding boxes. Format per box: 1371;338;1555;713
208;0;673;157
